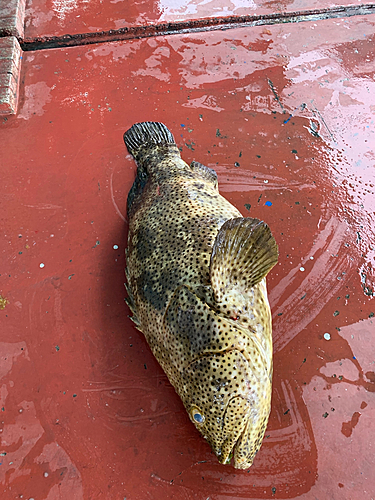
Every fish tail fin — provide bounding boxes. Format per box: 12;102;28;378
124;122;180;215
210;217;278;303
124;122;177;161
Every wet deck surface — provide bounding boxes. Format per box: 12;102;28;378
23;0;375;38
1;2;375;500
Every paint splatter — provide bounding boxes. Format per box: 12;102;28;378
341;412;361;437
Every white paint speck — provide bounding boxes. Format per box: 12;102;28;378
44;472;49;477
264;179;269;183
39;263;45;268
300;267;305;272
113;244;119;250
324;333;331;340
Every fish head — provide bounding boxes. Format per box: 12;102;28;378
181;347;271;469
164;286;272;469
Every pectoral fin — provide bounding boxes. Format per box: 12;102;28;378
210;218;278;303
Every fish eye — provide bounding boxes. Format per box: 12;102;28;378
190;406;205;424
193;412;204;423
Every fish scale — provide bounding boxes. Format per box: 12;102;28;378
124;122;278;469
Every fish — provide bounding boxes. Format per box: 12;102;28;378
123;122;278;469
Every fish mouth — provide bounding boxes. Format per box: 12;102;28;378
218;393;270;469
216;395;252;467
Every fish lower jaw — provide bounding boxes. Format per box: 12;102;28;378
215;447;253;469
233;457;253;470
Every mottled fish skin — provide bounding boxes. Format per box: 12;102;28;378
124;122;278;469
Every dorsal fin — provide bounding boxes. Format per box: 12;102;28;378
210;218;278;303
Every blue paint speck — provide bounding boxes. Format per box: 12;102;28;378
265;201;273;207
180;124;185;127
353;356;356;360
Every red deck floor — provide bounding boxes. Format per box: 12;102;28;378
24;0;375;38
1;3;375;500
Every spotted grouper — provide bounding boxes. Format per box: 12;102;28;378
123;122;278;469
